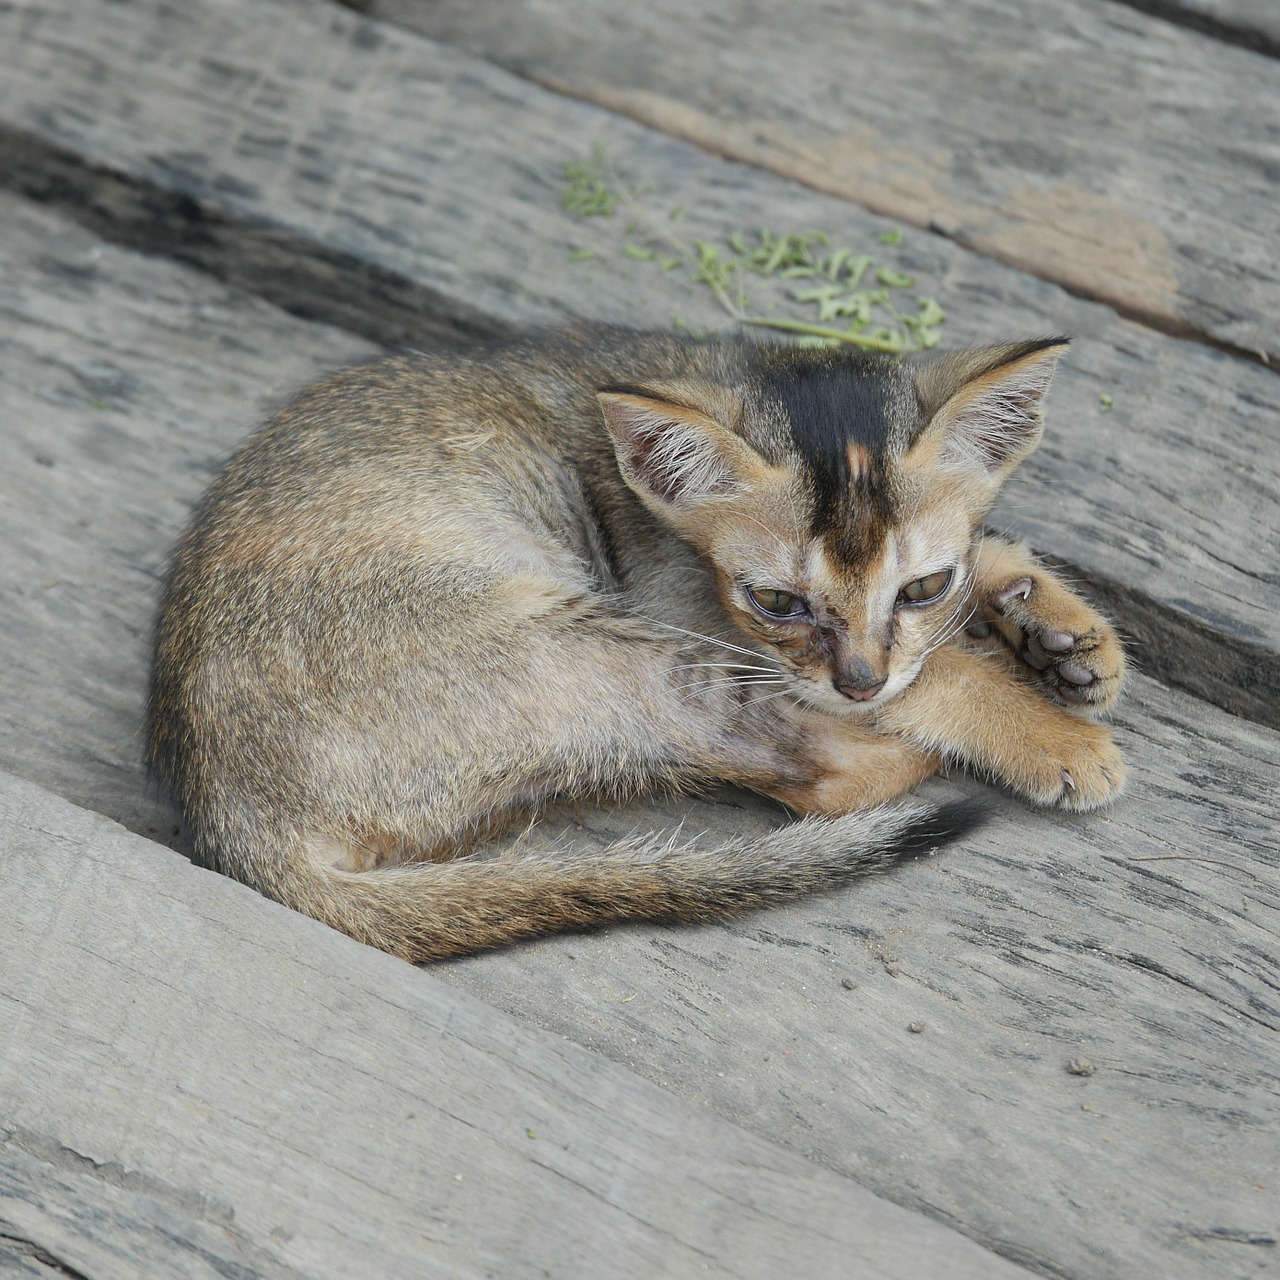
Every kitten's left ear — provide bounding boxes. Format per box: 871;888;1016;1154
908;338;1069;483
597;390;767;516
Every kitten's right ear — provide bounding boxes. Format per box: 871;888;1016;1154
597;392;766;514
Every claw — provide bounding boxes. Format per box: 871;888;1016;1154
1061;770;1076;791
992;577;1034;610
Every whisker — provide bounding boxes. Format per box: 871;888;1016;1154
663;660;782;676
638;616;785;667
678;675;789;703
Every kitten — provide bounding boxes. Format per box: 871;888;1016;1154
147;328;1125;960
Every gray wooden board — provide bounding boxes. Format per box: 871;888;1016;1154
1113;0;1280;56
343;0;1280;360
1;1134;303;1280
0;772;1042;1280
443;669;1280;1280
0;0;1277;726
0;197;1277;1280
0;194;371;836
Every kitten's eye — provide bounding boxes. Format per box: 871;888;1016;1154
897;568;954;607
747;587;808;619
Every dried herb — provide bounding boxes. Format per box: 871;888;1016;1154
561;146;946;354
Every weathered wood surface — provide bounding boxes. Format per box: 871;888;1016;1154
0;193;369;837
1114;0;1280;56
1;0;1277;727
0;772;1045;1280
344;0;1280;360
451;674;1280;1280
1;1135;304;1280
0;194;1277;1280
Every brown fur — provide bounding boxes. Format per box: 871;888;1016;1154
147;328;1126;961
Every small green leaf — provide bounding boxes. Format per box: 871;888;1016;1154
561;150;619;217
867;326;906;352
624;243;655;260
669;204;684;221
526;1128;537;1140
825;248;851;280
89;399;110;410
876;268;916;288
567;248;596;262
842;254;873;288
916;297;946;328
878;228;903;245
659;256;681;271
1099;393;1113;411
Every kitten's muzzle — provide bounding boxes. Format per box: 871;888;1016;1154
833;659;887;702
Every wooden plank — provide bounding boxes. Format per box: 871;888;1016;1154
0;772;1040;1280
1;1137;300;1280
445;668;1280;1280
0;195;1276;1280
0;0;1277;726
344;0;1280;360
0;193;371;837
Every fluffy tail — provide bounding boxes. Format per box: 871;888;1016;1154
278;801;983;962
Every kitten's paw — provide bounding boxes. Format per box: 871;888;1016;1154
979;574;1126;715
1008;719;1128;812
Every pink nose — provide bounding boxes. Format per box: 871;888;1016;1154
835;677;886;702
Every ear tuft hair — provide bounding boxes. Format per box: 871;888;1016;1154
913;338;1068;479
598;392;750;509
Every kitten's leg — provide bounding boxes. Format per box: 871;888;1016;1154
874;641;1126;811
284;591;932;863
967;536;1126;714
766;724;941;816
461;612;939;821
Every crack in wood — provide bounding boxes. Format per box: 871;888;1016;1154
0;124;513;358
1102;0;1280;59
0;1227;94;1280
1037;552;1280;732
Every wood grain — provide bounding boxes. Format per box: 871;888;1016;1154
0;193;371;837
0;192;1276;1280
345;0;1280;359
1109;0;1280;57
0;1137;300;1280
0;0;1276;724
445;669;1280;1280
0;772;1040;1280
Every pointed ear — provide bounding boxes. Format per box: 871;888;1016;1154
597;391;766;512
909;339;1069;481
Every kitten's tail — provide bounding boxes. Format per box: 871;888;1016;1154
272;801;983;961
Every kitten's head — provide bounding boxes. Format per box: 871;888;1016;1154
599;337;1066;716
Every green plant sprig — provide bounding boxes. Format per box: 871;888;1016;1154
560;145;946;354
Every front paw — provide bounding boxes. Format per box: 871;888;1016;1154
974;574;1126;715
1001;717;1128;812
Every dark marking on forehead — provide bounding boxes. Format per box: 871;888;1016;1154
756;353;903;567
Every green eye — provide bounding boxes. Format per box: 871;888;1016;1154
747;587;808;619
897;568;954;607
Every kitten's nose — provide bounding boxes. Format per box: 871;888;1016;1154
834;663;887;702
